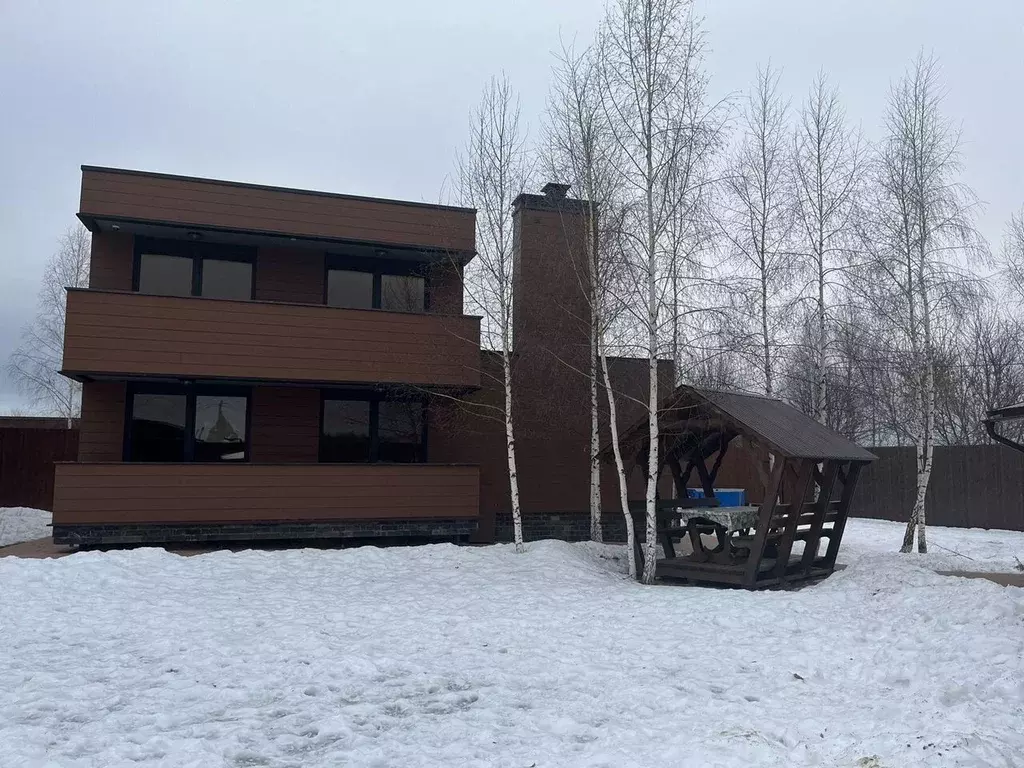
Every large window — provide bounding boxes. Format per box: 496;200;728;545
138;254;193;297
201;259;254;301
135;238;254;300
320;394;425;463
325;256;426;313
126;385;249;462
326;269;374;309
128;392;187;461
320;399;371;462
381;274;425;312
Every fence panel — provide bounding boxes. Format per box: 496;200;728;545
0;427;80;511
852;445;1024;531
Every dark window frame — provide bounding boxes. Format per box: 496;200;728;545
123;382;252;463
318;389;428;463
133;237;256;300
323;253;430;312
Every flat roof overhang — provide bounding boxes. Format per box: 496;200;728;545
77;165;477;265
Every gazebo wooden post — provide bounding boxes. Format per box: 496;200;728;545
707;434;730;486
693;453;716;499
742;458;788;588
772;458;816;581
822;461;864;570
799;460;841;575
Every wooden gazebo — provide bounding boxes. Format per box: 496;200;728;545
609;386;876;589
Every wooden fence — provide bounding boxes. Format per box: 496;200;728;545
851;445;1024;532
0;425;79;511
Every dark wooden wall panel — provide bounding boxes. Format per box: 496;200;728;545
53;463;480;525
255;247;325;304
851;445;1024;531
250;387;320;463
63;289;481;387
88;231;134;291
81;168;476;253
78;382;126;461
0;428;79;511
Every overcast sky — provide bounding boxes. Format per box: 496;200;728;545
1;0;1021;412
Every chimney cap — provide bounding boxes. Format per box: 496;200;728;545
541;182;571;199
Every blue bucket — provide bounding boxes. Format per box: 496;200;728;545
687;487;747;507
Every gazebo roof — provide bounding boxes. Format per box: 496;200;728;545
611;385;876;463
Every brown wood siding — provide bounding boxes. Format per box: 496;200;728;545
81;168;475;252
88;231;134;291
63;289;482;388
250;387;320;463
254;247;325;304
53;463;480;525
78;382;126;461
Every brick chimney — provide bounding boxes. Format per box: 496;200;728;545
512;182;592;365
510;182;595;514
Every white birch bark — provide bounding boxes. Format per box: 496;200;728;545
455;75;530;552
502;348;524;553
589;234;603;542
545;41;617;543
858;53;982;554
600;347;637;578
601;0;708;583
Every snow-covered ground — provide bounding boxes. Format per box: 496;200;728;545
841;517;1024;573
2;520;1024;766
0;507;51;547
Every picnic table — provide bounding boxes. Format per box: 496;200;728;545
660;504;761;563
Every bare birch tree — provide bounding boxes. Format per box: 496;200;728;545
545;39;617;543
601;0;706;583
6;225;90;424
456;75;531;553
934;302;1024;445
860;53;984;553
721;65;795;398
792;73;863;422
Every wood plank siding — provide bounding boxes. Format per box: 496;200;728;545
53;463;480;525
80;167;476;253
77;382;126;461
62;289;481;388
254;247;325;304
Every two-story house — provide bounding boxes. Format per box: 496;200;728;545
52;167;662;546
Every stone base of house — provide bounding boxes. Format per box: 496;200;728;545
493;511;631;544
52;519;478;547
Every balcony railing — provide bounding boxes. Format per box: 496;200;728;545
62;289;481;388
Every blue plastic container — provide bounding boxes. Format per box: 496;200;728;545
687;487;747;507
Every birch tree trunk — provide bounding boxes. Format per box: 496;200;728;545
588;200;603;543
643;207;660;584
601;348;637;578
642;79;660;586
544;40;615;544
863;53;982;553
455;75;530;552
502;348;524;553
